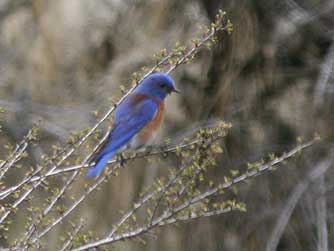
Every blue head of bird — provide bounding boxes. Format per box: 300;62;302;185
134;73;179;100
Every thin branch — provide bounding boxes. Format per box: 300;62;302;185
70;140;317;251
59;221;84;251
0;127;34;179
316;175;328;251
313;39;334;108
265;154;332;251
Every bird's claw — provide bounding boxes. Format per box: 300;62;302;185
118;153;126;167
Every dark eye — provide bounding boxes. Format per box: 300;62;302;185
159;83;165;88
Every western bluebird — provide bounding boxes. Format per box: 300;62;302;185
86;73;179;178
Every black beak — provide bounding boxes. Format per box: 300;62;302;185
172;88;181;94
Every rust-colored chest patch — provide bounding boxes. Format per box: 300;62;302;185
138;101;165;143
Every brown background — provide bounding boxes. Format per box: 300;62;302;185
0;0;334;250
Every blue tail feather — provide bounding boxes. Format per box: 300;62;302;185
86;152;115;178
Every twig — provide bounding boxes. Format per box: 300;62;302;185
59;221;85;251
70;140;317;251
313;39;334;108
265;154;332;251
0;127;34;180
316;175;328;251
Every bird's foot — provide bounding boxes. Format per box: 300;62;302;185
118;153;126;167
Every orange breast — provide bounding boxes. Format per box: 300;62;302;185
138;101;165;143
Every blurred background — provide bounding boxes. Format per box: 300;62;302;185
0;0;334;250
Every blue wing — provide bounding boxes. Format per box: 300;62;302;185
86;97;158;178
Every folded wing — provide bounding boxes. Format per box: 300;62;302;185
86;96;158;178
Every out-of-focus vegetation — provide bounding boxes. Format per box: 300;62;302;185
0;0;333;250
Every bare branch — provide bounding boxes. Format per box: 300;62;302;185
265;154;332;251
71;140;316;251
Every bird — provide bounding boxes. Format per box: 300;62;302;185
86;72;179;178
